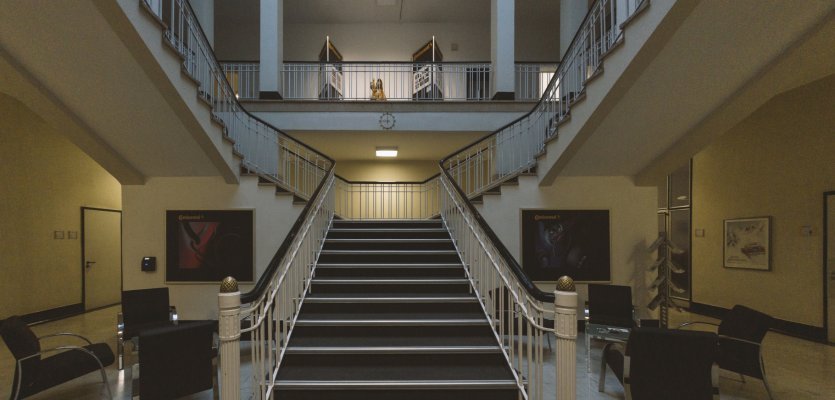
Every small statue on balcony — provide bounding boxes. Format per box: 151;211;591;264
370;79;387;101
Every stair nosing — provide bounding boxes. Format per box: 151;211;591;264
312;278;468;284
325;239;452;242
284;345;501;354
294;319;488;326
303;296;477;303
328;228;447;232
316;263;462;268
320;250;458;254
274;379;518;389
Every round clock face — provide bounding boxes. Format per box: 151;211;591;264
379;112;396;130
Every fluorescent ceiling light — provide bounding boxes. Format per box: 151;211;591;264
376;147;398;157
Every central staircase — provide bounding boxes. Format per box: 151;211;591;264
276;219;519;399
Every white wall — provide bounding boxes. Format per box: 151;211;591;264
691;77;835;327
0;95;122;318
477;175;658;317
122;176;301;320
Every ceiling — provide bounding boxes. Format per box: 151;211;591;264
217;0;558;26
288;130;486;161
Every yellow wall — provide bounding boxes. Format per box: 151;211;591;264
335;160;439;182
692;77;835;327
0;95;121;318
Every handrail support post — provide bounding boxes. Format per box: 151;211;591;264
554;285;578;400
219;278;241;400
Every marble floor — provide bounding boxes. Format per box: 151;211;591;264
1;306;833;399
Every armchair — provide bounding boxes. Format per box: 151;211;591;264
0;315;115;399
678;305;774;399
599;327;719;400
117;287;178;370
134;320;217;399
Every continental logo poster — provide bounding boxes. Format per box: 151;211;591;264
166;210;254;283
521;210;610;282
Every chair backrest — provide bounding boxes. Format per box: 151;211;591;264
588;284;634;327
0;316;41;395
625;327;718;400
121;287;170;327
139;321;215;400
718;305;773;343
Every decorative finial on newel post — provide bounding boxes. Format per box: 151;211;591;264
218;276;241;400
554;275;577;400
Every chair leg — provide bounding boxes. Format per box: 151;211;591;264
98;363;113;400
598;350;608;392
212;356;220;400
117;338;124;370
547;333;552;352
761;357;775;400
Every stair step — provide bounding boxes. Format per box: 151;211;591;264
295;319;488;327
303;296;478;303
327;229;451;239
322;240;456;250
318;250;461;264
276;380;517;389
284;346;501;354
316;263;462;268
273;387;519;400
289;325;500;347
312;278;467;284
332;220;443;230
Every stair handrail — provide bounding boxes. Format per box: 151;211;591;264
438;0;647;304
141;0;334;201
441;0;647;198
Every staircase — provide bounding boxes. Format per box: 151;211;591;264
275;219;519;399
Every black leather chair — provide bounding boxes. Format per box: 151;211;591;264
679;305;775;399
134;320;217;400
0;316;115;400
600;327;719;400
117;287;178;370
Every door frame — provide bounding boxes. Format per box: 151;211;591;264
824;191;834;342
81;207;123;311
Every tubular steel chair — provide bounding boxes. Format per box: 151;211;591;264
600;327;720;400
0;316;114;400
117;287;178;370
134;320;218;400
679;305;775;399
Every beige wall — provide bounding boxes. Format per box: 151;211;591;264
0;95;121;318
122;176;301;320
335;160;439;182
692;77;835;327
477;175;658;318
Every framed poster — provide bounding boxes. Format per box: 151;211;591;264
521;209;611;282
166;210;254;283
724;217;771;270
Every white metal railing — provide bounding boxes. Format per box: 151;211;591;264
218;172;336;400
220;62;259;100
334;176;440;220
280;62;491;101
438;171;578;400
444;0;646;198
142;0;332;199
221;61;558;101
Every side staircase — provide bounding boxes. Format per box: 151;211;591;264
275;219;519;399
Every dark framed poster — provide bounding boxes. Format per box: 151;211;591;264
166;210;254;283
521;209;611;282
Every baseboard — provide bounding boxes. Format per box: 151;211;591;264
689;302;826;343
259;91;283;100
20;303;85;325
491;91;515;101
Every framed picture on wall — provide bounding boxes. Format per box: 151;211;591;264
723;217;771;271
166;210;254;283
521;209;611;283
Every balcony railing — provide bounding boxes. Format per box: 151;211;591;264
220;61;558;101
334;175;440;220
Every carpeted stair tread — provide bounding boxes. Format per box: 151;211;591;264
272;388;519;400
297;312;485;321
287;332;499;347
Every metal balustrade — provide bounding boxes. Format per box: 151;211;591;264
218;61;558;101
334;176;440;220
444;0;646;199
142;0;332;200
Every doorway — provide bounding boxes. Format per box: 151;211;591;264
825;192;835;343
82;207;122;310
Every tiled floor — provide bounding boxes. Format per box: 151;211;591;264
1;306;834;399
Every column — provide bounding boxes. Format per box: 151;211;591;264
560;0;588;58
190;0;214;47
554;276;578;400
259;0;283;99
491;0;515;100
218;277;241;400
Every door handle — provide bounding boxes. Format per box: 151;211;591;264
85;261;96;269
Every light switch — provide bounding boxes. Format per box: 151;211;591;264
801;226;813;236
54;231;65;239
68;231;78;239
694;229;705;238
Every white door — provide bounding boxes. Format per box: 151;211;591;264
83;208;122;310
827;193;835;343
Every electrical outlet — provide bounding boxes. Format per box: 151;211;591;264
801;225;813;236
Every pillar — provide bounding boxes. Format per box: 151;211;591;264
491;0;515;100
259;0;283;99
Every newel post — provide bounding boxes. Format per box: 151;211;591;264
554;276;578;400
218;276;241;400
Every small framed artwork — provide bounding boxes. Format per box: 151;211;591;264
521;209;611;283
723;217;771;271
166;210;254;283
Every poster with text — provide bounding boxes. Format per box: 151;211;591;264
166;210;254;283
521;210;611;282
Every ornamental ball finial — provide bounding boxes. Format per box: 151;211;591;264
555;275;575;292
220;276;239;293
